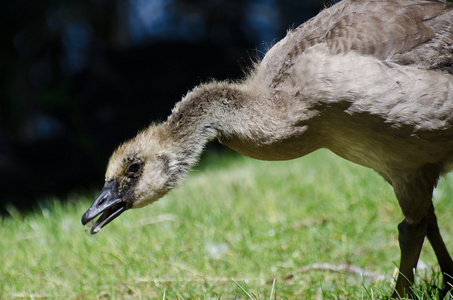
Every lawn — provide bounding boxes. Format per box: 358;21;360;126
2;149;453;299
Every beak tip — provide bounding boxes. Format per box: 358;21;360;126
91;226;101;234
81;210;92;226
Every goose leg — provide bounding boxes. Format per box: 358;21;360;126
393;218;427;298
426;204;453;296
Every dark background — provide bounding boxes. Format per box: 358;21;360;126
1;0;327;212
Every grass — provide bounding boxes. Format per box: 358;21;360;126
2;149;453;299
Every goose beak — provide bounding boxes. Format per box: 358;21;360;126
81;180;128;234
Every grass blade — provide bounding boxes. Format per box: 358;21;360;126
232;278;255;300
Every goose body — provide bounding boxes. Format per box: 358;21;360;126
82;0;453;297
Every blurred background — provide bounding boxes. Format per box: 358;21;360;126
0;0;326;212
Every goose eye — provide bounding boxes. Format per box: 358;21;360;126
126;162;141;176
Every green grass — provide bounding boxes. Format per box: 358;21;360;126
2;149;453;299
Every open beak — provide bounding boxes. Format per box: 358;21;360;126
81;180;128;234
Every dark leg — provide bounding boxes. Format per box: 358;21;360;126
393;218;427;298
426;204;453;296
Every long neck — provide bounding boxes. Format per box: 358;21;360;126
158;81;250;177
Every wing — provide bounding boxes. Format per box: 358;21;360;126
261;0;453;89
321;0;452;59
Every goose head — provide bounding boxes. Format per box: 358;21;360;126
81;127;180;234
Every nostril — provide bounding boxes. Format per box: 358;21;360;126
97;196;107;207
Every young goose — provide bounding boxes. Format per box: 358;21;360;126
82;0;453;297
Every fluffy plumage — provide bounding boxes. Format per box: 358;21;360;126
82;0;453;297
